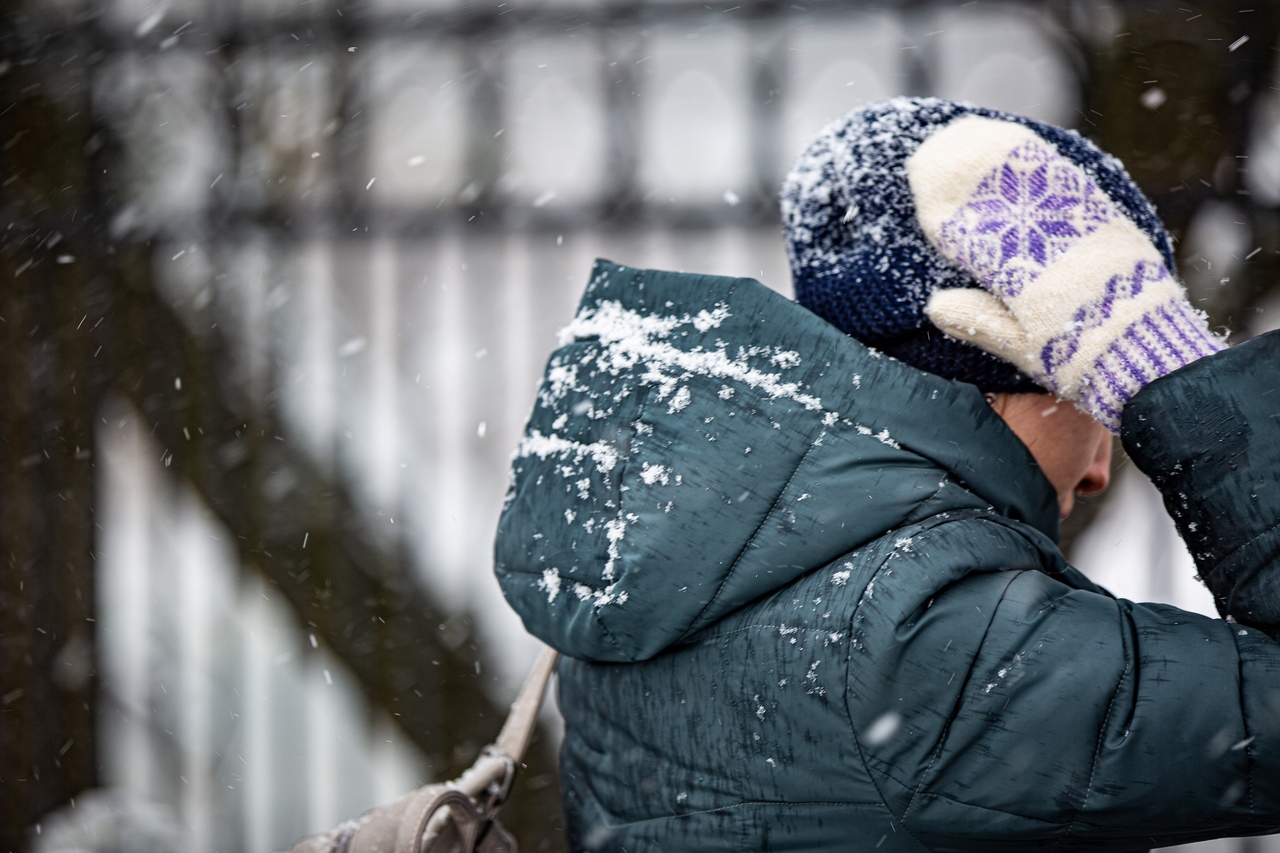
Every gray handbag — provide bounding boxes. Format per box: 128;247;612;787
290;647;559;853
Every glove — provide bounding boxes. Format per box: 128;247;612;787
907;115;1225;431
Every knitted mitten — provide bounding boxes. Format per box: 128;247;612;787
907;115;1225;431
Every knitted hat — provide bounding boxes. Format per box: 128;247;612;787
780;97;1176;392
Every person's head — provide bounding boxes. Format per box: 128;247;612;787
780;98;1170;511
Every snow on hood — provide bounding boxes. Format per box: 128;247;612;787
494;260;1058;663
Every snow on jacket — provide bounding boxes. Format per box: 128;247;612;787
494;260;1280;852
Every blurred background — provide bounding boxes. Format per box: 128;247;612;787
4;0;1280;851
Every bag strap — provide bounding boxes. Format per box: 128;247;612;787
291;645;560;853
496;645;560;762
442;645;560;805
414;646;560;852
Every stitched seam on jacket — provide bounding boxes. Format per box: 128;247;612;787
1056;603;1131;848
899;473;955;527
834;514;1022;848
547;573;626;655
900;789;1066;825
1236;630;1256;817
684;623;844;646
1205;516;1280;587
586;799;914;843
684;508;1004;647
1110;601;1142;744
679;427;826;636
588;388;647;658
842;540;944;852
898;567;1025;826
622;799;886;824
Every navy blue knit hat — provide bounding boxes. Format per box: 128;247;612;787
780;97;1176;392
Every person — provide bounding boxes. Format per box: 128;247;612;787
493;98;1280;851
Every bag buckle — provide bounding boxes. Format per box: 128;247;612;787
477;746;518;813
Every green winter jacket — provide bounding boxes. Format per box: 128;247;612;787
494;260;1280;852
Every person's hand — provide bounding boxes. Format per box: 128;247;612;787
908;115;1224;431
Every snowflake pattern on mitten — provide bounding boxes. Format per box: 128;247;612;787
935;139;1118;298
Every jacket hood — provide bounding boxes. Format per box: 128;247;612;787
494;260;1059;663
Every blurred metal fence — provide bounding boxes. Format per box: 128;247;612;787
5;1;1280;851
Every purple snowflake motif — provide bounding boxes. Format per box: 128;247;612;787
1040;259;1172;373
935;140;1118;298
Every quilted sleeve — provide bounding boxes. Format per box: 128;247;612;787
856;558;1280;850
1122;329;1280;635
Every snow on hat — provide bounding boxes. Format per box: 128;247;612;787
780;97;1176;392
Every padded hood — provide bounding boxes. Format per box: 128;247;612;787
494;260;1059;663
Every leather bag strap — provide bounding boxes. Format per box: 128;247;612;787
290;645;560;853
452;646;560;804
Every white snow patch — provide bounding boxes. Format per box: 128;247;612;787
771;350;801;369
538;568;562;603
572;580;627;609
850;424;901;449
875;429;900;448
559;300;827;411
983;652;1026;693
668;385;692;413
602;514;635;581
517;430;619;474
640;462;670;486
692;304;731;332
806;659;826;697
545;363;579;399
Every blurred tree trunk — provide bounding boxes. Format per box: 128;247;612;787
0;21;102;851
0;7;561;852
